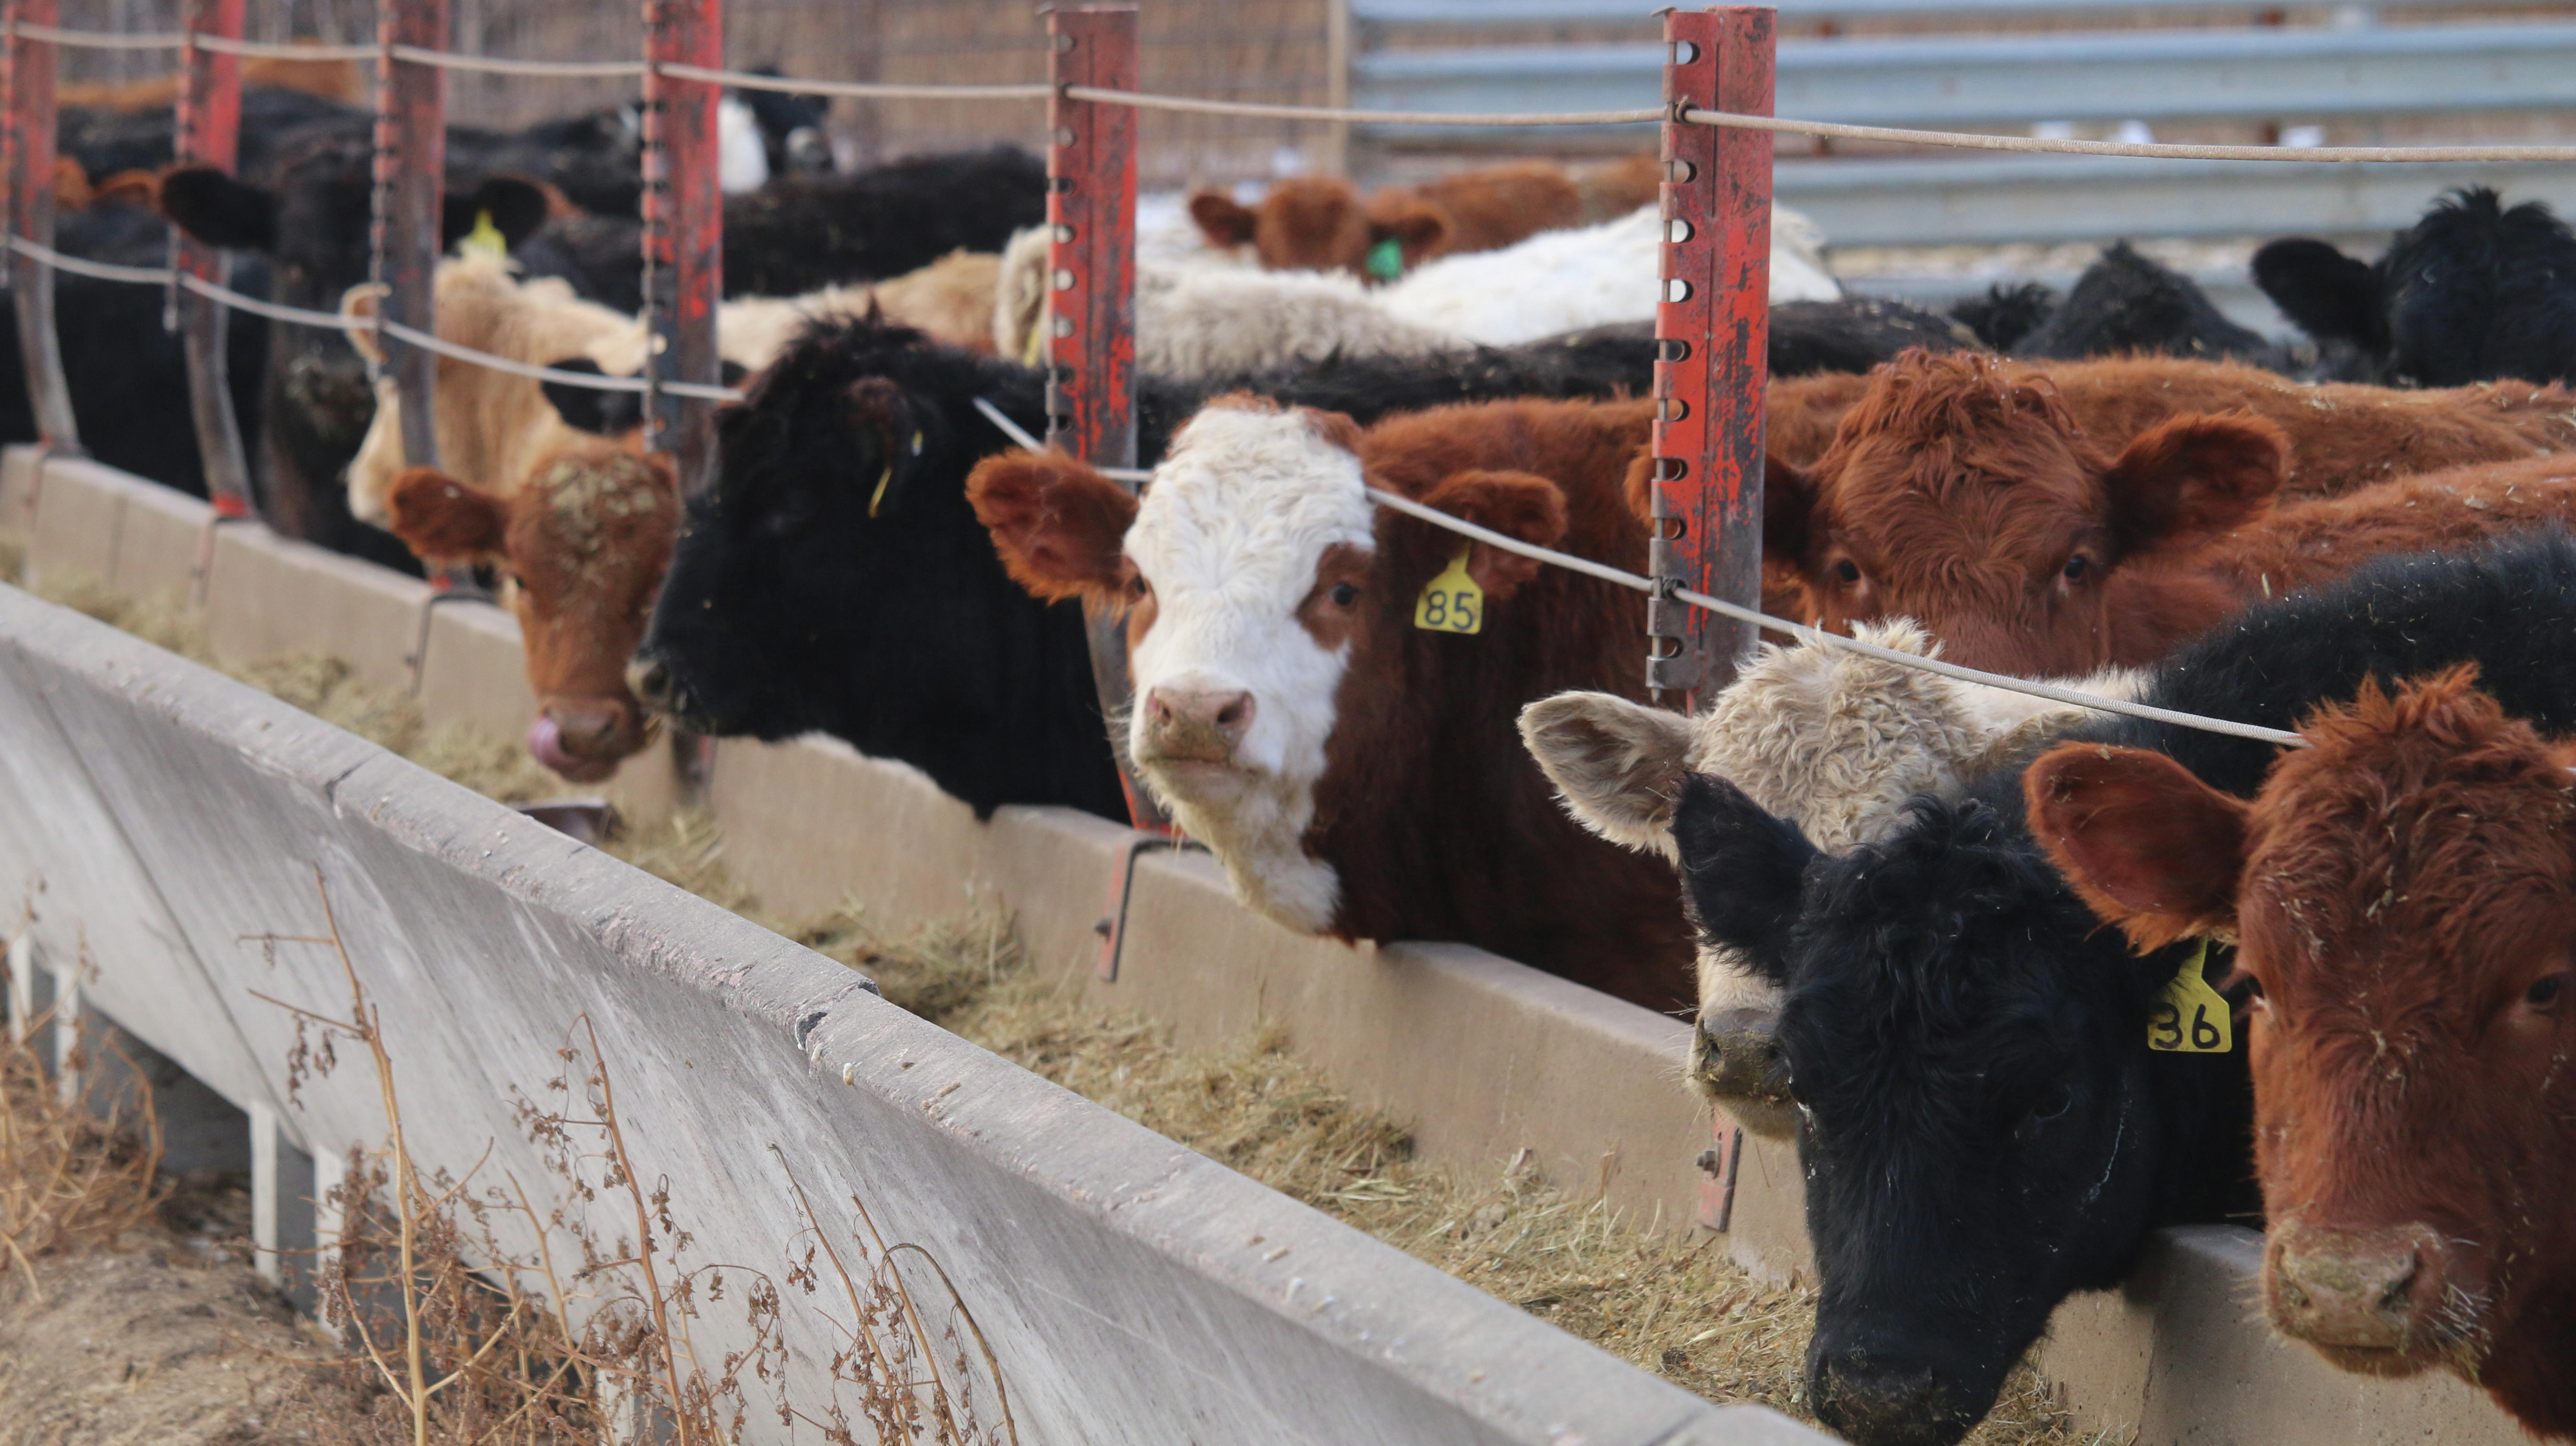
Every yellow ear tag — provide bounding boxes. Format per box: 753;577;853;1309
869;465;892;518
1413;543;1482;635
462;208;508;260
2148;940;2232;1053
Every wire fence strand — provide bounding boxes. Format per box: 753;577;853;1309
386;45;644;78
962;398;2305;748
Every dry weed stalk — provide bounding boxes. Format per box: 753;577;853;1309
0;942;166;1299
253;868;1012;1446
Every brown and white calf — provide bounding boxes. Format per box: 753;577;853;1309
969;395;1697;1008
1756;350;2576;675
1522;621;2141;1130
2027;668;2576;1440
383;451;678;781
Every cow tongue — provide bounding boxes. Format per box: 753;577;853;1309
526;714;616;783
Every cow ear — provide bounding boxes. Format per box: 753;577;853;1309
1519;691;1698;860
90;168;160;210
2101;412;2285;558
158;166;278;251
441;176;551;252
1367;194;1450;267
1672;772;1819;988
1187;189;1259;249
2252;238;2386;352
384;467;509;565
1763;452;1817;564
967;451;1139;603
339;282;388;368
1419;468;1567;598
2024;742;2249;953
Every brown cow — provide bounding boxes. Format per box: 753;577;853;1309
1751;351;2576;674
384;451;679;783
2026;669;2576;1440
1188;160;1605;279
970;395;1696;1008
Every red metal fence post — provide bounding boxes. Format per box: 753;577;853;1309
177;0;254;520
5;0;81;457
642;0;722;497
1048;4;1170;838
1650;7;1773;711
371;0;447;478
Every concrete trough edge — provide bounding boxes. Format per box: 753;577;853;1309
4;446;2532;1442
0;577;1822;1446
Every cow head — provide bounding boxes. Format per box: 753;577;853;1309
2029;671;2576;1425
1765;351;2285;675
384;452;678;782
1673;767;2228;1446
630;329;973;753
973;399;1564;932
1521;623;2131;1134
1187;178;1377;276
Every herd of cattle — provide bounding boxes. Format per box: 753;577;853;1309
9;64;2576;1446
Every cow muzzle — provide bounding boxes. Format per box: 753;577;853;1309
1690;1005;1795;1138
2267;1220;2463;1370
1139;685;1256;766
528;698;651;783
1808;1347;1980;1446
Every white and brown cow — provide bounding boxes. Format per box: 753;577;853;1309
968;394;1697;1009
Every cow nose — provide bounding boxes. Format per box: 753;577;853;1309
546;700;635;756
2268;1223;2443;1351
1141;686;1256;763
627;655;675;712
1808;1350;1961;1446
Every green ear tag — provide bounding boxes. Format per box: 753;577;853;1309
2148;940;2233;1053
1364;237;1406;282
1413;544;1482;635
463;208;508;260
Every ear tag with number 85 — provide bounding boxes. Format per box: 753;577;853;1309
2148;940;2232;1053
1414;544;1482;634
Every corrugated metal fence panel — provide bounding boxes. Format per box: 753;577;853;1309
1355;23;2576;131
1773;153;2576;245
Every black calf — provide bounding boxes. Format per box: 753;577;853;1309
1960;241;2286;368
2255;187;2576;387
1672;530;2576;1446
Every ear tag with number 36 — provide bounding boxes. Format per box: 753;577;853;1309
1414;544;1482;635
2148;940;2232;1053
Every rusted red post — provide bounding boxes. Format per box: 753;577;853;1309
5;0;81;456
1650;7;1773;710
177;0;253;519
642;0;722;497
371;0;446;478
1048;4;1167;838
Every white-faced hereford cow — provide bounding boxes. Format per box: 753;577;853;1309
969;394;1694;1008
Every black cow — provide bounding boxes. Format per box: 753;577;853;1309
1670;529;2576;1446
58;85;360;189
2254;187;2576;387
1952;242;2287;369
624;297;1981;823
716;145;1044;297
159;130;555;570
0;197;267;495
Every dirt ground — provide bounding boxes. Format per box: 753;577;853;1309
0;1180;363;1446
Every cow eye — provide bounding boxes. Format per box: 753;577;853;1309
1832;559;1861;585
1329;582;1357;607
2062;554;2091;582
1128;573;1151;599
2528;973;2566;1009
2030;1085;2074;1125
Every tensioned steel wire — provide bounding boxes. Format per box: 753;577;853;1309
963;398;2307;748
0;20;2506;740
